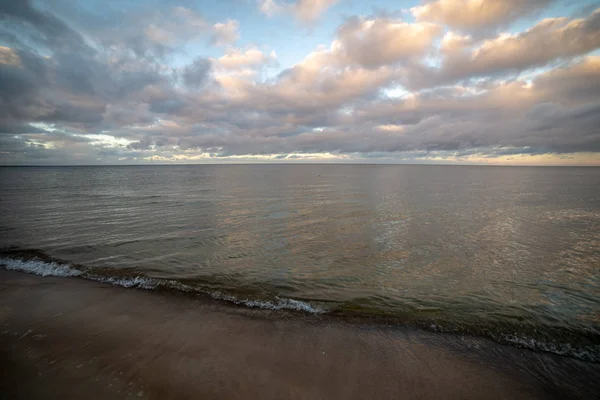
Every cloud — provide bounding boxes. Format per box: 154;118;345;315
350;56;600;154
96;6;239;52
0;0;599;165
0;0;90;53
404;9;600;88
245;48;395;114
258;0;339;23
152;57;600;157
217;47;278;69
182;58;212;87
412;0;552;35
293;0;340;23
0;122;49;134
0;0;171;131
258;0;285;17
142;7;241;49
333;17;443;68
0;49;53;123
456;10;600;74
0;46;20;66
534;56;600;105
211;20;240;46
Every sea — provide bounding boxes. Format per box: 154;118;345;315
1;165;599;362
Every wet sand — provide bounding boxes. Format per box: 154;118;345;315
1;270;598;399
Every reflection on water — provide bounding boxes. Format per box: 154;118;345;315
1;165;599;357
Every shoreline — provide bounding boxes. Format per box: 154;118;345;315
2;250;599;364
1;270;599;399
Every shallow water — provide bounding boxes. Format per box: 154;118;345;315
1;165;599;360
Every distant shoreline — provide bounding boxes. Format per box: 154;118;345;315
2;269;598;399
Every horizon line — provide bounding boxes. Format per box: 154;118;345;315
2;163;599;168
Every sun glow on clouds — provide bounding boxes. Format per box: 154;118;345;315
376;124;405;133
142;151;352;162
29;123;57;132
0;46;20;66
0;0;599;165
76;134;134;148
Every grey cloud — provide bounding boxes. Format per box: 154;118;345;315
0;49;51;122
0;122;48;134
0;132;137;165
54;51;103;96
340;58;600;155
523;102;600;152
0;130;95;165
0;0;90;53
110;70;165;100
128;135;175;150
41;100;106;125
183;58;212;87
0;0;173;131
119;56;600;158
149;98;187;114
0;135;53;161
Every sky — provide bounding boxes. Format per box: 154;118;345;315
1;0;599;165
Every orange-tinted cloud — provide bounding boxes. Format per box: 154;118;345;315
412;0;551;34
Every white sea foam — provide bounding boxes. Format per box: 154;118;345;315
209;291;323;313
1;257;323;314
0;257;83;277
94;275;158;290
501;334;598;362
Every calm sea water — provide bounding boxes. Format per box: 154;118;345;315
1;165;599;360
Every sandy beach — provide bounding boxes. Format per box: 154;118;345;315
1;269;598;399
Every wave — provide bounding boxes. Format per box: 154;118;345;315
0;256;323;314
1;253;599;363
501;333;599;363
2;256;83;277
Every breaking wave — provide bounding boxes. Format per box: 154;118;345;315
0;256;323;314
2;256;83;277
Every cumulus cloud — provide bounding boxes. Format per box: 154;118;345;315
450;10;600;75
403;9;600;89
236;44;395;117
333;17;443;68
412;0;552;35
